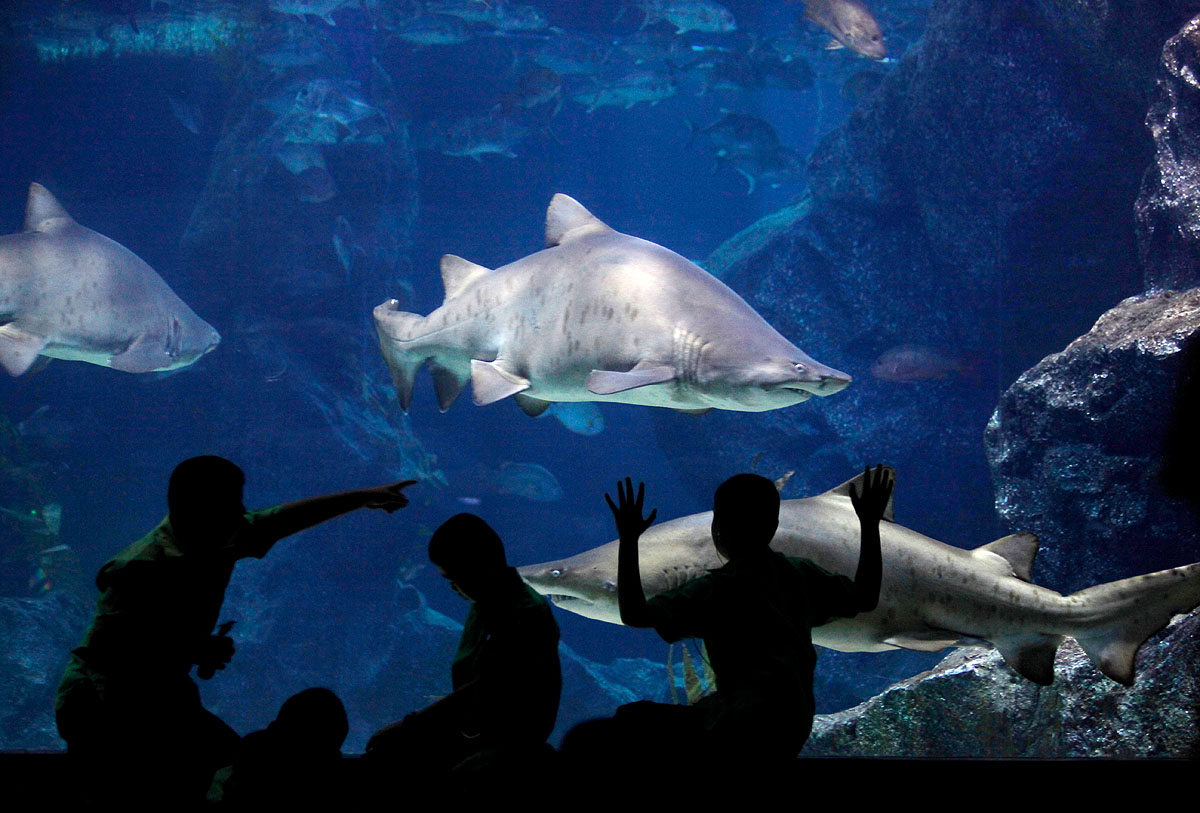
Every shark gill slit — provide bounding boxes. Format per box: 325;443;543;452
672;326;703;385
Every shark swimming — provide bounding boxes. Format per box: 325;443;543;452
374;194;850;415
0;183;220;377
518;469;1200;685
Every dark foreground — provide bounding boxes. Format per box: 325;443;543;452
1;751;1191;807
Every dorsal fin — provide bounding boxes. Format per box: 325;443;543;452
823;467;895;522
545;193;614;247
972;532;1039;583
24;183;74;233
440;255;491;303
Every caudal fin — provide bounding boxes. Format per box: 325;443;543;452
1070;563;1200;685
373;300;427;412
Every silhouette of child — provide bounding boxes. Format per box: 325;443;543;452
54;455;413;805
366;513;561;783
208;686;349;808
606;466;894;763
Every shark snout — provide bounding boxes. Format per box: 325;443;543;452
517;562;612;605
781;360;852;396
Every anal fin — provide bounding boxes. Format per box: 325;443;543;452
992;634;1065;686
470;359;530;405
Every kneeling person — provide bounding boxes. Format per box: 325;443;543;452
367;514;561;777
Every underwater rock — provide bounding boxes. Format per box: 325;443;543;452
1137;12;1200;291
0;591;89;749
985;288;1200;591
806;608;1200;758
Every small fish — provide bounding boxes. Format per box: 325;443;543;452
0;503;61;536
802;0;886;60
532;32;612;75
571;71;676;112
457;496;483;506
501;67;563;113
428;114;529;161
268;0;351;25
495;462;563;502
638;0;736;35
167;94;202;135
396;14;473;46
870;344;978;383
541;401;605;435
688;111;780;160
427;0;548;31
724;145;806;194
774;470;795;492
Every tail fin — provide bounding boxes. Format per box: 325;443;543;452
373;300;427;412
1070;563;1200;685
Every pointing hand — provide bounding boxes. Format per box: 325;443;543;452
364;480;418;513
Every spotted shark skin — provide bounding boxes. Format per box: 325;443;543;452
374;194;850;416
0;183;220;377
519;469;1200;685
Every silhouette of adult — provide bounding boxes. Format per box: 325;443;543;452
54;456;413;805
208;686;349;808
366;513;561;783
607;466;894;764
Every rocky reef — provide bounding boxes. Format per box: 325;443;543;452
807;609;1200;758
985;288;1200;590
1138;13;1200;291
0;592;89;750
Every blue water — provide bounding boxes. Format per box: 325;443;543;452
0;0;1012;751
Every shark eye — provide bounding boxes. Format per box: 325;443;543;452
550;568;563;578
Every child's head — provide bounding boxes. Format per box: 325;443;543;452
711;473;780;560
428;513;507;600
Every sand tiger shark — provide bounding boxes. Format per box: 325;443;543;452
374;194;850;415
0;183;220;377
518;469;1200;685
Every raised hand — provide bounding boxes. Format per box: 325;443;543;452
605;476;657;541
848;465;894;526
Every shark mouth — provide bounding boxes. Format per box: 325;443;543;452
784;373;852;397
546;594;594;607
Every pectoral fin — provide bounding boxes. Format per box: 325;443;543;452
109;335;171;373
883;630;971;652
0;324;49;377
470;359;530;405
586;362;675;395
